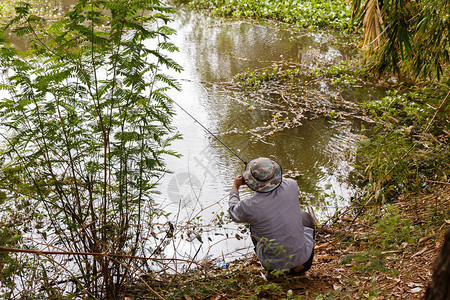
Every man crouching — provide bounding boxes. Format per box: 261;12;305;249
229;157;315;275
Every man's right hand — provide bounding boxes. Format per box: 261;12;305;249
233;175;244;189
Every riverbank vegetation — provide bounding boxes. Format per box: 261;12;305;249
353;0;450;81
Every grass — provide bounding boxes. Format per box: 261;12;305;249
126;257;279;299
234;59;375;88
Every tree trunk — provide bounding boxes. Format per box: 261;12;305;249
425;227;450;300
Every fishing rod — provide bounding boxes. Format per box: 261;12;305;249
171;99;248;165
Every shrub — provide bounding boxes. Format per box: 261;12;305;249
353;89;449;203
0;0;181;298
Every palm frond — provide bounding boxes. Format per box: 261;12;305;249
362;0;383;51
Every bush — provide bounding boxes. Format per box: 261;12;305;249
353;89;449;203
0;0;181;298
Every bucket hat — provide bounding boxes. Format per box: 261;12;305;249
242;157;282;192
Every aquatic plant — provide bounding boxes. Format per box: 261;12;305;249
190;0;354;30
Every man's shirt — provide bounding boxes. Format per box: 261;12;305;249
229;178;314;270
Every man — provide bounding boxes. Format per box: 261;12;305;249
229;157;315;275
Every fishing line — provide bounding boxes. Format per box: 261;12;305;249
171;99;247;165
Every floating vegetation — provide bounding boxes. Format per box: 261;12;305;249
213;60;383;143
189;0;354;31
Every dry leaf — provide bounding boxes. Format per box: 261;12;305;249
387;276;401;283
315;242;332;250
407;282;423;288
408;287;422;293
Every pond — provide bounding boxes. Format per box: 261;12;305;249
151;7;386;267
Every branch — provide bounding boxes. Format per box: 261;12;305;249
0;247;199;264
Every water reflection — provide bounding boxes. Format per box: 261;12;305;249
179;13;355;82
7;0;78;51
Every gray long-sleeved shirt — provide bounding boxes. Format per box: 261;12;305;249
229;178;314;270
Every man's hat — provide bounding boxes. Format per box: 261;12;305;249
242;157;282;192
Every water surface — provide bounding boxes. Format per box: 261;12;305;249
155;8;374;265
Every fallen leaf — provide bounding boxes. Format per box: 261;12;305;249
408;287;422;293
314;242;332;250
407;282;423;288
387;276;401;283
260;272;268;281
418;237;430;243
